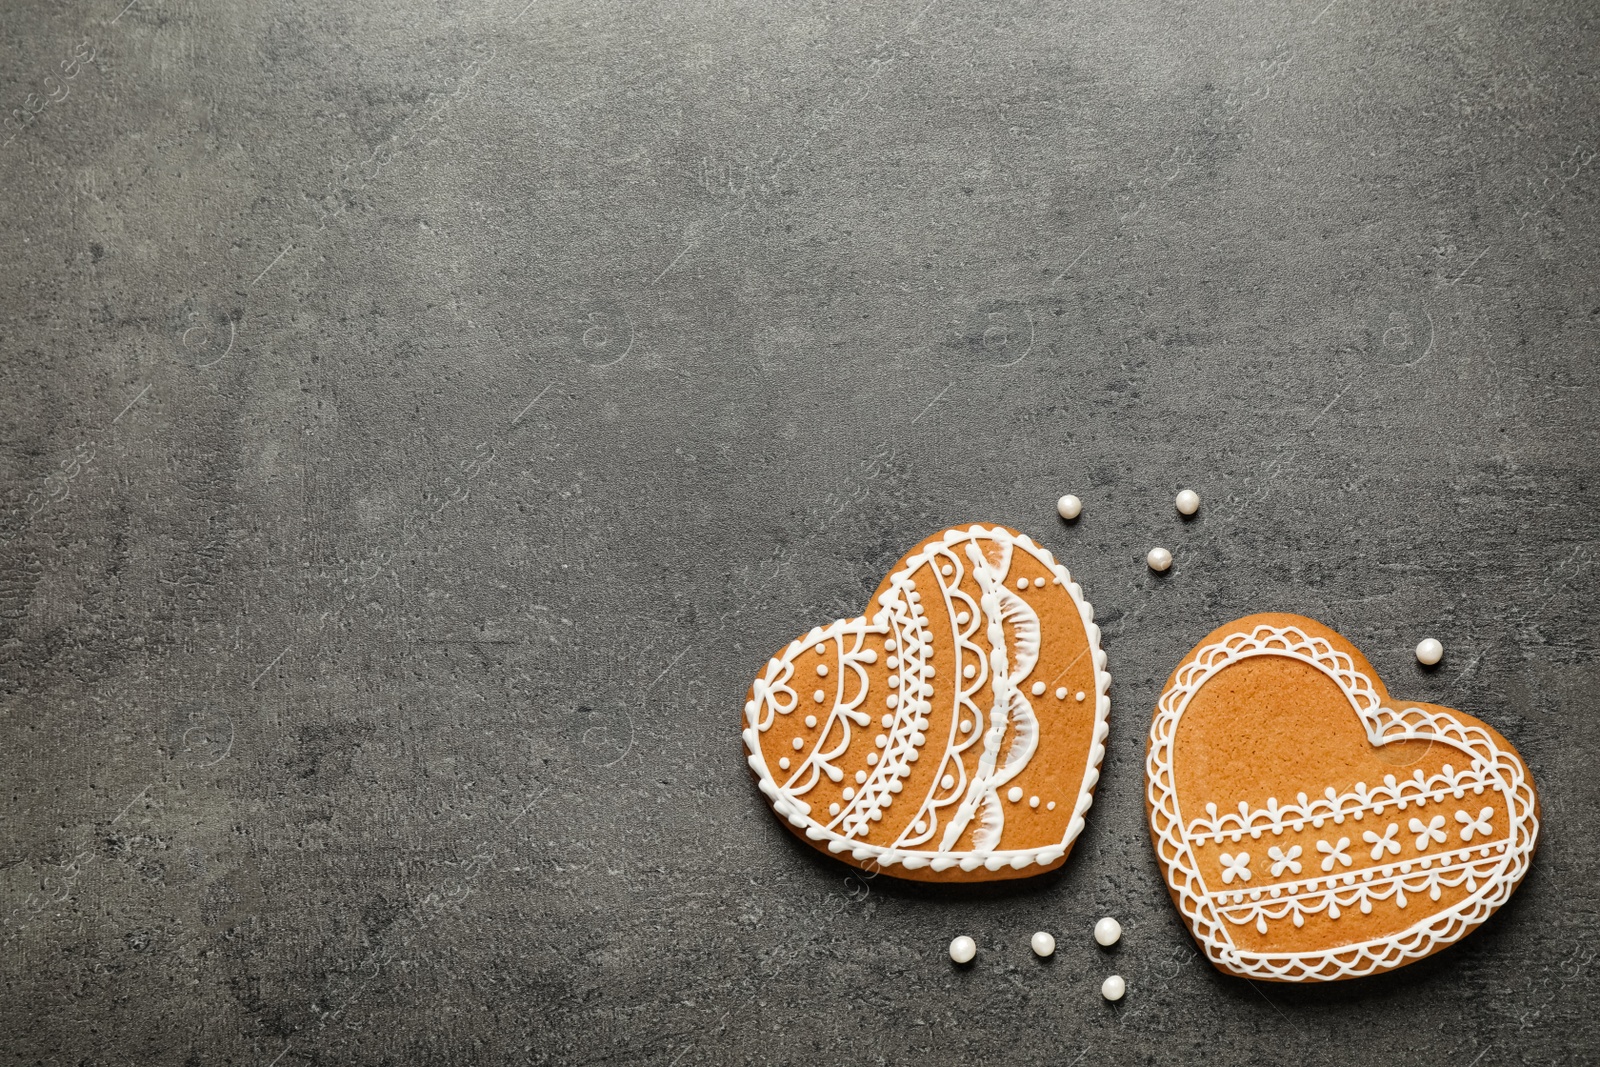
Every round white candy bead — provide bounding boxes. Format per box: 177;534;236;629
1056;494;1082;521
1416;637;1444;666
1031;931;1056;957
1094;916;1122;947
1175;489;1200;516
949;935;977;964
1101;974;1126;1001
1147;546;1172;572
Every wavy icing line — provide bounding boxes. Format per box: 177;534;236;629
1184;763;1501;844
743;525;1111;874
1146;623;1539;981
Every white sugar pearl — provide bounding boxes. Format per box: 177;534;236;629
1147;546;1172;572
949;935;976;964
1176;489;1200;516
1056;494;1082;520
1101;975;1126;1001
1031;931;1056;957
1416;637;1444;666
1031;681;1046;696
1007;786;1023;803
1094;916;1122;947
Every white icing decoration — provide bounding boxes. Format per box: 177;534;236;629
1055;687;1068;700
742;525;1111;876
1094;916;1121;947
1147;622;1540;981
1007;786;1023;803
1076;691;1086;702
1031;681;1046;696
816;663;829;676
813;689;825;703
805;715;817;728
778;757;790;771
1219;852;1252;883
1029;795;1040;809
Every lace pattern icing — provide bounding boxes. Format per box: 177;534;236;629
1146;624;1539;981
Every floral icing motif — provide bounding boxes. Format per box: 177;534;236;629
1456;806;1493;841
1363;822;1402;860
1316;836;1352;872
1219;851;1252;884
1267;844;1302;877
1410;814;1446;850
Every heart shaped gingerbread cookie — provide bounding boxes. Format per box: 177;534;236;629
743;524;1110;882
1147;614;1539;981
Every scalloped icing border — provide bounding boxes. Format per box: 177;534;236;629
1146;623;1539;981
744;524;1111;875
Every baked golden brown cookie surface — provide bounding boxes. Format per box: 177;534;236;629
1147;613;1539;981
742;524;1110;882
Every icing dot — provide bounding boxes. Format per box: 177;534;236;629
874;734;888;748
867;753;879;766
829;802;840;815
1047;801;1056;811
949;936;976;965
778;757;790;771
1007;786;1024;803
816;663;829;676
1147;547;1172;572
889;676;901;689
941;564;954;576
1057;494;1082;521
955;611;970;625
1416;637;1444;666
813;689;825;703
791;737;804;751
886;696;899;709
960;719;973;734
815;643;826;655
884;640;896;651
914;820;926;833
855;770;867;784
1031;681;1046;696
1031;931;1056;957
1055;687;1068;700
843;787;855;800
804;715;817;728
1101;975;1126;1001
941;774;955;789
886;656;899;668
1029;795;1040;809
1033;576;1046;588
1076;691;1086;702
1175;489;1200;516
1016;578;1029;591
963;664;977;679
1094;917;1122;947
881;714;894;728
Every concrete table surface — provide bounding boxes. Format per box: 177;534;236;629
2;0;1596;1063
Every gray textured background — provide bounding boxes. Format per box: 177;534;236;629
2;0;1597;1062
